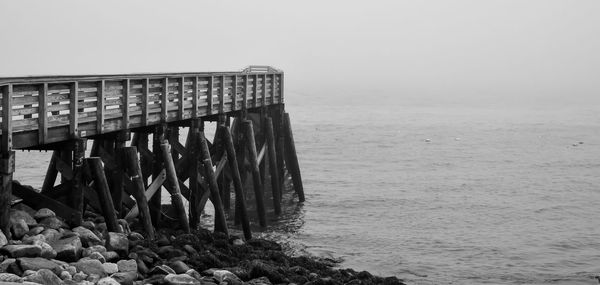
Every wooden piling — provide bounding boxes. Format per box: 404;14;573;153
188;119;202;228
265;117;282;215
121;147;155;239
0;151;14;237
86;157;119;232
283;112;305;202
198;131;229;235
41;151;59;193
242;120;267;227
159;143;190;233
151;125;166;227
70;139;86;216
219;125;251;240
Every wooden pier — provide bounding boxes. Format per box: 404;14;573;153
0;66;304;240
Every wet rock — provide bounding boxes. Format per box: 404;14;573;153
39;216;67;230
34;208;56;221
41;228;62;243
106;232;128;257
28;226;45;236
182;244;197;255
73;259;107;277
0;231;7;247
169;260;190;274
22;233;46;244
89;251;106;263
247;239;282;251
117;259;137;272
111;271;137;285
246;277;272;285
97;276;120;285
150;264;176;275
38;241;57;259
136;258;149;275
164;273;201;285
87;273;101;283
59;270;72;280
0;258;16;272
157;235;171;247
248;259;286;283
232;238;245;246
118;219;131;234
185;269;202;281
127;232;144;241
51;235;82;262
73;226;102;247
0;244;42;258
82;245;107;257
23;268;62;284
73;271;88;282
10;209;37;227
64;265;77;276
101;251;120;262
0;272;22;282
102;262;118;274
213;269;242;285
17;257;61;271
11;219;29;240
82;221;95;231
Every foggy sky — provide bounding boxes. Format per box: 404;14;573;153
1;0;598;107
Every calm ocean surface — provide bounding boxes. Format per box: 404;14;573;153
14;95;600;284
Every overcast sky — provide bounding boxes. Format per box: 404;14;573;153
1;1;598;107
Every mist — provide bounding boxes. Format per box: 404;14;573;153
1;0;598;108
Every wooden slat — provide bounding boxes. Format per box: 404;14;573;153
97;80;105;134
123;79;130;129
232;76;238;111
207;76;214;115
243;75;248;111
162;78;168;122
192;77;198;118
219;75;225;114
70;82;78;137
38;83;47;144
178;77;184;120
2;84;13;152
142;78;149;126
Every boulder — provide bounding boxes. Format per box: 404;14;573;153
101;251;120;262
9;209;36;227
38;216;67;230
246;277;272;285
23;268;62;285
34;208;56;221
128;232;144;241
164;273;202;285
17;257;61;271
72;226;103;247
27;226;45;236
111;271;137;285
0;244;42;258
72;271;88;282
38;241;57;259
106;232;128;257
11;219;29;240
185;269;202;281
150;265;176;275
81;221;95;230
50;235;82;262
102;262;118;274
117;219;131;234
97;276;120;285
59;270;72;280
73;259;107;277
89;251;106;263
117;259;137;273
169;260;190;274
0;272;22;282
0;231;7;247
0;258;16;272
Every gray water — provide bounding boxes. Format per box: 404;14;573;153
14;96;600;284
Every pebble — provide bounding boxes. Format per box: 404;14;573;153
0;272;22;282
9;209;37;226
117;259;138;272
73;226;103;247
73;258;108;277
11;219;29;240
89;251;106;263
38;216;67;230
102;262;118;274
17;257;61;271
106;232;129;257
59;270;72;280
50;235;82;262
23;268;62;284
0;244;42;258
73;271;88;282
164;273;202;285
97;276;121;285
0;231;7;247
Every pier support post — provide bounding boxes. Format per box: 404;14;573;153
151;125;166;227
0;151;14;237
242;120;267;227
160;143;190;233
121;147;155;239
41;151;59;194
219;124;251;240
198;130;229;235
265;117;282;215
283;112;305;202
188;119;202;228
70;139;86;216
86;157;120;232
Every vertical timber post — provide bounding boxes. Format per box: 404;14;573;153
121;147;155;239
151;125;166;227
283;112;305;202
198;130;229;235
86;157;120;232
0;84;13;237
242;120;267;227
70;139;86;217
188;119;201;228
160;143;190;233
265;117;281;215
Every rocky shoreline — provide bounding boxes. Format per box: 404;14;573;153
0;206;405;285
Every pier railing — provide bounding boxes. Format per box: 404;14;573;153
0;69;283;149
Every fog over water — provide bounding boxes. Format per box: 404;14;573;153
2;1;600;284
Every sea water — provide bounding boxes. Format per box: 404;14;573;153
14;94;600;284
